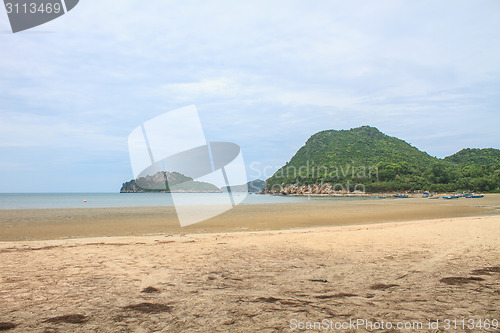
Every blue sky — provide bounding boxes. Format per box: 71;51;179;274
1;0;499;192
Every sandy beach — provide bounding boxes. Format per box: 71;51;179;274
1;196;499;332
0;195;499;241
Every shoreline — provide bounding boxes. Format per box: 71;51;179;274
1;195;499;242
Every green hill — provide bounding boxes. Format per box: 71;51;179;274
444;148;500;166
266;126;500;193
284;126;436;167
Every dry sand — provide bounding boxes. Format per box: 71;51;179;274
0;196;499;332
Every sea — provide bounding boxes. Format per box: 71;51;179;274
0;192;373;210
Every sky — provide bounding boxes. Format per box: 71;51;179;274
0;0;499;192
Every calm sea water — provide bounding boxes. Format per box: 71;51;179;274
0;193;371;210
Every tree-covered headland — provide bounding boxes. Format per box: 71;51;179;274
265;126;500;193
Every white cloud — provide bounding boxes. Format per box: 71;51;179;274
0;112;126;151
160;78;238;101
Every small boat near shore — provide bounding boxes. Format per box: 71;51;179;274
465;194;485;198
393;194;409;198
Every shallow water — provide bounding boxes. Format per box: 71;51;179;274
0;192;375;209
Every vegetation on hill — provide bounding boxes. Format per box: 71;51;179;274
444;148;500;165
265;126;500;193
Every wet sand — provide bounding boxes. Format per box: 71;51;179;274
0;195;499;241
0;196;499;332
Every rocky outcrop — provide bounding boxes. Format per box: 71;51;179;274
120;171;221;193
262;182;368;196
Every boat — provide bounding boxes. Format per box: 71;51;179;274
393;194;409;198
466;194;485;198
428;195;440;199
442;196;459;199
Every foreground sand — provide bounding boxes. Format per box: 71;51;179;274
1;215;499;332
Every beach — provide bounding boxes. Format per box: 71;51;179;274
1;196;499;332
0;195;499;241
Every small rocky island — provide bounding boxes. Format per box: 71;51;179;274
121;172;267;194
120;171;221;193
